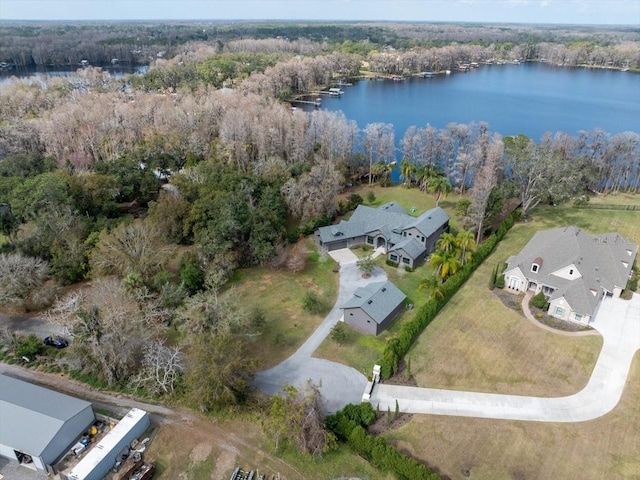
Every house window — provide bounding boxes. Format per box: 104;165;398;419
555;306;564;316
402;258;410;265
390;254;398;262
531;264;539;273
367;236;374;245
575;314;582;322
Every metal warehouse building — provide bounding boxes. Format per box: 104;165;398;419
0;374;95;474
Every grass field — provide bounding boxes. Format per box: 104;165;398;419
314;254;435;374
385;353;640;480
146;414;394;480
382;197;640;479
227;238;339;370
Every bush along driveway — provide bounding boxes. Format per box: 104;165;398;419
369;292;640;422
254;249;386;413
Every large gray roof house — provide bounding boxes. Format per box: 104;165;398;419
0;374;95;473
341;281;407;335
503;226;638;325
316;202;450;268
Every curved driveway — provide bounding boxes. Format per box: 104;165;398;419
254;249;383;413
370;292;640;422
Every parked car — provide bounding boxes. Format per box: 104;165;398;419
43;336;68;349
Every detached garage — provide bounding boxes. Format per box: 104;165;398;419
0;374;95;474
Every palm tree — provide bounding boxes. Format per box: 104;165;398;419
436;232;457;254
455;229;476;265
371;161;393;186
427;175;452;206
415;164;442;192
399;158;416;189
417;273;444;302
429;250;462;281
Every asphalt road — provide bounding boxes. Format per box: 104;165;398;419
254;251;387;413
0;312;67;339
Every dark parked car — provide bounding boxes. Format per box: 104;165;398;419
43;336;68;349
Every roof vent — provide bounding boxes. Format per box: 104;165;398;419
367;300;373;304
381;287;387;292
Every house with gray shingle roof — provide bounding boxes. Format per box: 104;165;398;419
503;226;638;324
341;281;407;335
316;202;449;268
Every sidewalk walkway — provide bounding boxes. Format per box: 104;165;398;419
521;291;599;337
369;293;640;422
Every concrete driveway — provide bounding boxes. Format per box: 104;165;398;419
369;292;640;422
328;248;359;265
254;250;386;413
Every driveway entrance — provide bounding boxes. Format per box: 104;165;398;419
328;248;358;265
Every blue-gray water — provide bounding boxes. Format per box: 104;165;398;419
317;63;640;140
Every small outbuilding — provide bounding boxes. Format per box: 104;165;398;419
66;408;150;480
341;281;406;335
0;374;95;474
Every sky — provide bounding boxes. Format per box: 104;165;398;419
0;0;639;25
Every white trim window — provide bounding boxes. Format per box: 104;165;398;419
555;306;564;316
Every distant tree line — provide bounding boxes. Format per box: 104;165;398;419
1;20;638;69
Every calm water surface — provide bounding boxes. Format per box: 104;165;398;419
318;63;640;140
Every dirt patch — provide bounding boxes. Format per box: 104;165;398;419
211;449;238;479
368;412;414;435
189;443;212;463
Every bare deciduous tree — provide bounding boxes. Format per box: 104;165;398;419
129;340;183;396
281;160;343;221
89;220;175;280
0;252;49;308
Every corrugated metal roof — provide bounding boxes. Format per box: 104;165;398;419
0;375;93;457
67;408;149;480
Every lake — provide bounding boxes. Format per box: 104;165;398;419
315;63;640;141
0;64;148;86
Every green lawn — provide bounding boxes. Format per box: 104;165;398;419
227;238;339;370
314;255;436;374
344;184;462;227
382;198;640;480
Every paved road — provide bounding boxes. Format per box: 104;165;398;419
370;292;640;422
0;312;66;339
254;249;384;413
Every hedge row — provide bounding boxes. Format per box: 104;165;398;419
378;209;520;378
326;404;440;480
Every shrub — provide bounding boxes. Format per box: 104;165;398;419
179;252;205;294
330;322;347;344
404;266;413;273
627;276;638;292
366;190;376;204
377;210;520;378
495;274;505;289
386;259;398;268
347;193;364;211
489;264;498;289
15;334;43;358
302;291;326;314
531;292;548;309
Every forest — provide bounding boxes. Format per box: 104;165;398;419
1;21;639;466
